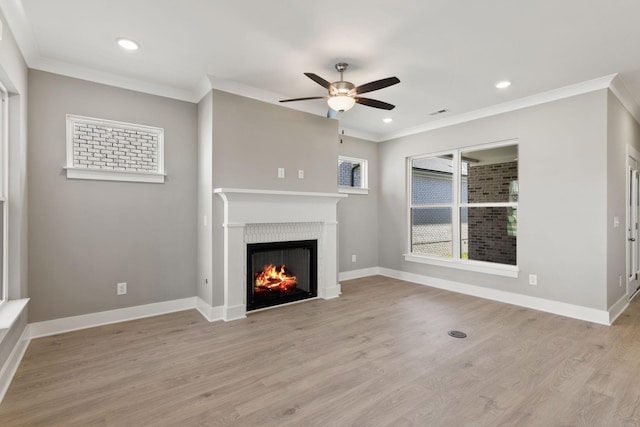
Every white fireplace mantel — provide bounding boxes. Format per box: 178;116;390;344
214;188;347;225
214;188;347;321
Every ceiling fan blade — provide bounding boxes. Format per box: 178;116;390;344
355;97;396;110
327;108;338;118
355;77;400;95
279;96;328;103
304;73;332;90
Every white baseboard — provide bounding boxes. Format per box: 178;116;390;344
319;284;341;300
196;298;223;322
339;267;381;281
29;297;198;338
0;325;30;404
608;294;629;325
223;304;246;322
378;267;612;325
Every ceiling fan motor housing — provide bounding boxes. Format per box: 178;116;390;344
330;81;356;97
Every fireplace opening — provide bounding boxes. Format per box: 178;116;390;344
247;239;317;311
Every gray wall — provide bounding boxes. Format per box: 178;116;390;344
203;90;339;306
211;90;338;191
0;7;29;380
28;70;197;322
379;90;608;310
607;90;640;308
338;135;379;272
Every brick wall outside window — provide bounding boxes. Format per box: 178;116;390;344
467;161;517;265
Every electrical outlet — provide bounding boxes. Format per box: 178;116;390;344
298;169;304;179
117;282;127;295
619;275;623;287
351;254;357;263
528;274;537;286
277;168;285;178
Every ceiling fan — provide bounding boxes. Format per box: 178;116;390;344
279;63;400;118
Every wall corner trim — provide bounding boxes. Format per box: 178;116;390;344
608;294;630;325
195;297;223;322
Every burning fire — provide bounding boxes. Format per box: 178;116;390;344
255;264;297;293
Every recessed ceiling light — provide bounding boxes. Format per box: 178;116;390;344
383;117;393;123
495;80;511;89
117;38;139;51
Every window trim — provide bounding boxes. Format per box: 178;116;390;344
405;140;519;277
0;82;8;303
65;115;165;183
338;155;369;195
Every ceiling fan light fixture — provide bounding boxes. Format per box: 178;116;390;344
327;95;356;112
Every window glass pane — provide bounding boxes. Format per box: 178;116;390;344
466;206;517;265
411;207;452;257
338;159;361;187
461;146;518;204
412;155;453;204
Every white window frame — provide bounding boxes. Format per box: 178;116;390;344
0;81;8;303
338;155;368;195
65;115;165;183
405;140;519;278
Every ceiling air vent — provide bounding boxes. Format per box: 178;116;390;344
429;109;448;116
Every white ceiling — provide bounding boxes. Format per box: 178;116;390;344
3;0;640;141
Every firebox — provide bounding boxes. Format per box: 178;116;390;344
246;239;317;311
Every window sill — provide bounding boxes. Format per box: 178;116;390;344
64;167;165;183
0;299;29;342
404;253;519;278
338;187;369;195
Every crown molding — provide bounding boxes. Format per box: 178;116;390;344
31;56;197;102
380;74;618;142
2;0;637;141
339;126;381;142
204;74;328;117
0;0;39;64
609;75;640;125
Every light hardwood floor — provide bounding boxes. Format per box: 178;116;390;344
2;276;640;426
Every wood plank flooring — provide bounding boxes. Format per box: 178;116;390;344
2;276;640;426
